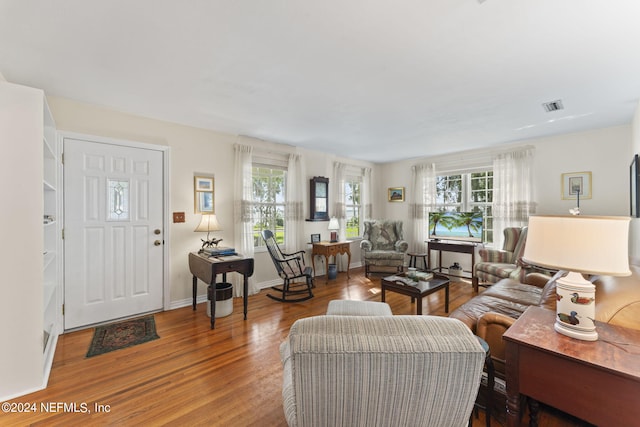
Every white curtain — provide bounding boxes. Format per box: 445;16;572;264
233;143;259;296
409;163;437;254
361;167;373;223
492;148;536;248
332;162;348;270
285;153;305;251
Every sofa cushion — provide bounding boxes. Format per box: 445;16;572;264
482;279;543;306
449;294;532;332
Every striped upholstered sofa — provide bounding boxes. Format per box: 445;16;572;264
472;227;528;292
279;300;485;427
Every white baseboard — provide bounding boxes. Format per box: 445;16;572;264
168;278;288;311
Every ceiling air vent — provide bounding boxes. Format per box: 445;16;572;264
542;100;564;112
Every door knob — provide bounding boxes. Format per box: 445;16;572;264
154;240;162;246
154;229;161;235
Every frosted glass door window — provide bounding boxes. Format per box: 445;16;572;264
108;180;129;220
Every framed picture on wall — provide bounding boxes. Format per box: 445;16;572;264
388;187;405;202
194;175;215;213
561;172;592;200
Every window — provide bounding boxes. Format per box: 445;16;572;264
252;165;286;248
344;177;361;239
435;171;493;243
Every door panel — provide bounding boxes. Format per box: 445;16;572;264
64;138;163;329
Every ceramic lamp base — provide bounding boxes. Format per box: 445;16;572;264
554;271;598;341
330;231;338;242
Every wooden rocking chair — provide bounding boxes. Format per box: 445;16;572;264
261;230;314;302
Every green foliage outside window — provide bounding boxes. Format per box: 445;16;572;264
345;179;361;239
252;166;286;247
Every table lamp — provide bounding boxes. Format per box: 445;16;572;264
194;214;222;250
522;215;630;341
328;217;340;242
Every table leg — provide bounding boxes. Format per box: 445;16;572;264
528;399;539;427
325;255;330;283
485;349;495;427
311;254;317;278
346;250;351;278
505;343;521;427
381;285;386;302
192;275;197;310
445;283;450;313
243;274;249;320
416;296;423;315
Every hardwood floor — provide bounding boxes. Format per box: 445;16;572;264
3;268;591;426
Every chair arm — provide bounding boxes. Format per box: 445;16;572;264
281;249;305;258
478;248;511;263
476;312;516;378
360;239;372;251
395;240;409;252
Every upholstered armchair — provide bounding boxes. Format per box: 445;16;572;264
280;313;485;427
360;220;409;277
472;227;528;291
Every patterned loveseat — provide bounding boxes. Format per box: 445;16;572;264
360;220;409;277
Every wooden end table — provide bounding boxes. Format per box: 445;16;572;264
188;252;254;329
381;272;450;314
311;241;351;283
504;306;640;427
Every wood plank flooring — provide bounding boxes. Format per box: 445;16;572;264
3;268;591;426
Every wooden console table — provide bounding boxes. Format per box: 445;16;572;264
427;240;476;282
504;306;640;427
188;252;254;329
311;241;351;283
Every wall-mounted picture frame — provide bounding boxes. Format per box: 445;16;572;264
631;155;640;218
388;187;405;202
311;233;321;243
561;172;592;200
194;175;215;214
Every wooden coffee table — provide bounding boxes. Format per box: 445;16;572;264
381;272;450;314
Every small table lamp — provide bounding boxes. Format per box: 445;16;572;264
195;214;222;250
523;215;630;341
328;217;340;243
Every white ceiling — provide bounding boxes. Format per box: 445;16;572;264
2;0;640;163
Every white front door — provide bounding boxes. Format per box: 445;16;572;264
64;138;164;329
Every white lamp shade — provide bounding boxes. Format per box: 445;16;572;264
523;215;630;276
328;217;340;230
194;214;222;233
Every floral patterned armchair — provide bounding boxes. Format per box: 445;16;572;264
360;220;409;277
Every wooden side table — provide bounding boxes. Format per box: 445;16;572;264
311;241;351;283
188;252;254;329
427;240;476;284
504;306;640;427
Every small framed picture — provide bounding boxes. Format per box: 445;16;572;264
561;172;592;200
194;175;215;213
311;233;321;243
388;187;405;202
195;176;213;191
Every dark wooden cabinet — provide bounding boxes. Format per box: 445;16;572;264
309;176;329;221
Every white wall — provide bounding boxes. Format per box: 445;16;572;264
375;125;633;270
46;94;636;305
48;97;373;306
